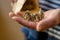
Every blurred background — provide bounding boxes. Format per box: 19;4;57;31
0;0;24;40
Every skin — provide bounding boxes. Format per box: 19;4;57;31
9;0;60;32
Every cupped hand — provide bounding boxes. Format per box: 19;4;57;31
9;0;60;31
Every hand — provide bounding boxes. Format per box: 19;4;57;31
9;0;60;31
10;0;38;29
9;12;37;29
36;9;60;32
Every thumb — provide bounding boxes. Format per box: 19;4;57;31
36;18;58;32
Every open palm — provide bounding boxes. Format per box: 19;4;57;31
9;0;60;31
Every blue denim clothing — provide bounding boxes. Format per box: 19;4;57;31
21;27;59;40
21;27;48;40
21;27;38;40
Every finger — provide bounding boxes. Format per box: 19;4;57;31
36;17;58;32
9;12;16;17
12;16;23;21
16;12;23;17
12;16;37;29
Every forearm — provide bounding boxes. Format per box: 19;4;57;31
57;9;60;23
59;14;60;23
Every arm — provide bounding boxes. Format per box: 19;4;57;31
10;0;60;31
9;9;60;31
